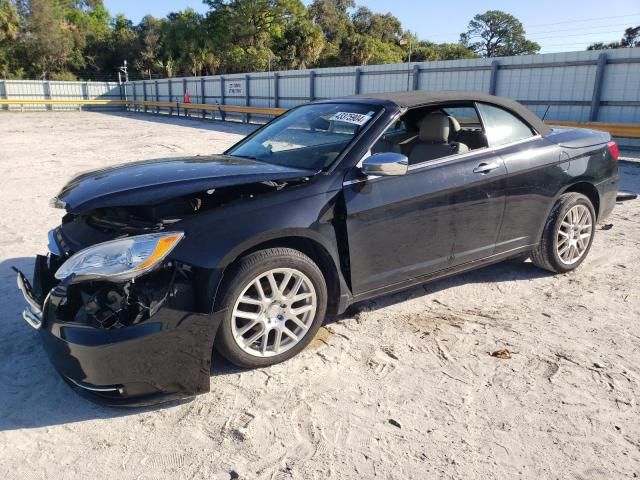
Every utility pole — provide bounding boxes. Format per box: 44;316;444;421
399;39;412;91
119;60;129;83
119;60;129;101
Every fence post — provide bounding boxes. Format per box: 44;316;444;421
132;82;137;112
245;74;251;123
142;81;147;113
273;72;279;108
119;80;125;112
168;79;173;115
412;64;420;90
590;53;607;122
309;70;316;102
1;80;7;111
489;60;500;95
44;80;52;111
154;80;159;113
220;76;226;121
182;78;189;116
354;68;362;94
78;81;87;111
201;77;206;118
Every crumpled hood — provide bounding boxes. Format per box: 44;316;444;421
54;154;315;214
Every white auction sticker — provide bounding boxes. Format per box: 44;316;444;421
329;112;372;126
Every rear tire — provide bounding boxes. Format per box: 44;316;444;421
214;248;327;369
531;192;596;273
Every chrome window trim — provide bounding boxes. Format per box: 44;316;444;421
343;134;542;186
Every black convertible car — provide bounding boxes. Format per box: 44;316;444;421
16;91;619;405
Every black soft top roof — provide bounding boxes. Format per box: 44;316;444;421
346;90;551;136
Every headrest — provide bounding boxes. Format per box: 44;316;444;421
418;113;450;143
448;116;461;132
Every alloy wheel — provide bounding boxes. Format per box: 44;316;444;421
556;204;593;265
231;268;317;357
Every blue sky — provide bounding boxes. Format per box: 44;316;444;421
103;0;640;54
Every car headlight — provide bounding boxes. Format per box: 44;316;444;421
55;232;185;283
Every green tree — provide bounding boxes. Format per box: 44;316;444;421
460;10;540;57
308;0;354;44
273;15;324;69
0;0;20;77
351;7;402;43
435;43;477;60
0;0;19;42
160;9;206;75
337;33;405;66
204;0;316;72
402;40;476;63
105;14;139;73
25;0;77;78
76;1;113;75
621;26;640;47
587;41;620;51
308;0;354;66
135;15;164;79
588;26;639;50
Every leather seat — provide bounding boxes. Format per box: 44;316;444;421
448;115;461;143
408;114;469;165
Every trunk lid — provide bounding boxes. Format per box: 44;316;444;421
545;126;611;149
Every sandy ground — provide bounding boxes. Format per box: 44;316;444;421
0;111;639;480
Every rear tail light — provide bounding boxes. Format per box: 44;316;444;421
607;141;619;161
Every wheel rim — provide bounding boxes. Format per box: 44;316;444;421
231;268;317;358
557;204;593;265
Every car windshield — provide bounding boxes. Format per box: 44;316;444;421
226;102;382;170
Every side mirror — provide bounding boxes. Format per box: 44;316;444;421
362;152;408;177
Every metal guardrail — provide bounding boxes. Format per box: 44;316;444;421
1;99;639;139
0;99;128;111
0;99;127;104
126;100;285;116
0;98;286;116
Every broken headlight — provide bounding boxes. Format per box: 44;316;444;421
55;232;184;283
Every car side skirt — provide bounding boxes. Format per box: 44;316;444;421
348;244;535;305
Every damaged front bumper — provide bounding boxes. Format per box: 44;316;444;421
16;269;46;329
15;254;222;407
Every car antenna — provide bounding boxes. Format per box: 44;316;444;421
541;105;551;121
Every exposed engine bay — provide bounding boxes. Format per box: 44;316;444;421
75;180;293;234
40;178;306;334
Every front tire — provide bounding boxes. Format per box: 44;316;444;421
214;248;327;368
531;192;596;273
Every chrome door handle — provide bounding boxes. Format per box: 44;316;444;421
473;162;500;174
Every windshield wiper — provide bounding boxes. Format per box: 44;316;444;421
228;154;261;161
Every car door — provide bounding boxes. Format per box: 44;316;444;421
446;149;508;267
473;102;561;254
343;163;457;295
444;106;509;267
343;123;507;295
